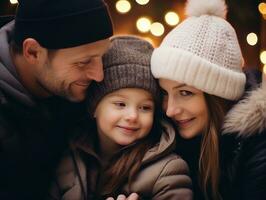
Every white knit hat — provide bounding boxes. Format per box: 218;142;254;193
151;0;246;100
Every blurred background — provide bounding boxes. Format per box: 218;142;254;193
1;0;266;72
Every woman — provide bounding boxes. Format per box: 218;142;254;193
151;0;266;199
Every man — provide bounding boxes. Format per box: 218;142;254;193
0;0;112;199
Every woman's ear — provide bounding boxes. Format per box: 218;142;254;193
22;38;46;64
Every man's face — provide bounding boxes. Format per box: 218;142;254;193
35;38;110;102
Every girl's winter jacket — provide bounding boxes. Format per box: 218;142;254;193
48;123;193;200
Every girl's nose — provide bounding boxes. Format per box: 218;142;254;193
125;108;138;122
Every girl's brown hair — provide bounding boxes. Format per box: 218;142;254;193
100;106;163;197
199;93;234;200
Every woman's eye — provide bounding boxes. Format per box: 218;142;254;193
180;90;193;96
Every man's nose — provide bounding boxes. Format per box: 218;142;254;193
86;57;104;82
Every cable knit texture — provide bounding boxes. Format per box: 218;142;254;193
151;0;246;100
87;35;160;114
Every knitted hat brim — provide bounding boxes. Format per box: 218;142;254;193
87;64;160;115
151;46;246;100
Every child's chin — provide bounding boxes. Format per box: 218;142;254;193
117;140;135;146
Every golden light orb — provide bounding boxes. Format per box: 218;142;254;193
10;0;18;4
150;22;165;37
246;32;258;46
260;51;266;64
116;0;131;14
165;11;180;26
136;0;150;5
136;17;152;33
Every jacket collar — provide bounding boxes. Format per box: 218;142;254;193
75;121;176;165
0;20;36;106
222;83;266;138
142;121;176;164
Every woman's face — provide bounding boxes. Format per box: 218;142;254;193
159;79;209;139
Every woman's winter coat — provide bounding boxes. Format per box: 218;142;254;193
221;82;266;200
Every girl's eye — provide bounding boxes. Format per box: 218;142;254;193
180;90;193;96
113;102;126;107
139;105;153;112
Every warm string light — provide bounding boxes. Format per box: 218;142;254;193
114;0;180;38
136;17;152;33
258;2;266;15
10;0;18;4
135;0;149;6
260;51;266;64
165;11;180;26
246;32;258;46
116;0;131;14
136;12;179;36
150;22;165;37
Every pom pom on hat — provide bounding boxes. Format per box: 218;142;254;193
151;0;246;101
185;0;227;19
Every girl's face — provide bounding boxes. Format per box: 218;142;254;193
159;79;209;139
94;88;154;149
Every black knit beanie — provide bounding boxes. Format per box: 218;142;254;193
14;0;113;49
87;35;160;115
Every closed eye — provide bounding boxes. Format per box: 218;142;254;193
76;59;92;68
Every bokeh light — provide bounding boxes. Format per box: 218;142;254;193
260;51;266;64
136;0;149;5
258;2;266;15
165;11;180;26
136;17;152;33
246;32;258;46
10;0;18;4
116;0;131;14
150;22;165;37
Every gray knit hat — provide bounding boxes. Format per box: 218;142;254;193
151;0;246;100
87;35;160;114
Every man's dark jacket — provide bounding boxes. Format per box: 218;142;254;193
0;18;87;200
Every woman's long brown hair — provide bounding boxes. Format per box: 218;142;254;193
199;93;234;200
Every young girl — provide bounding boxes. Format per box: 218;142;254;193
151;0;266;199
48;36;193;200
